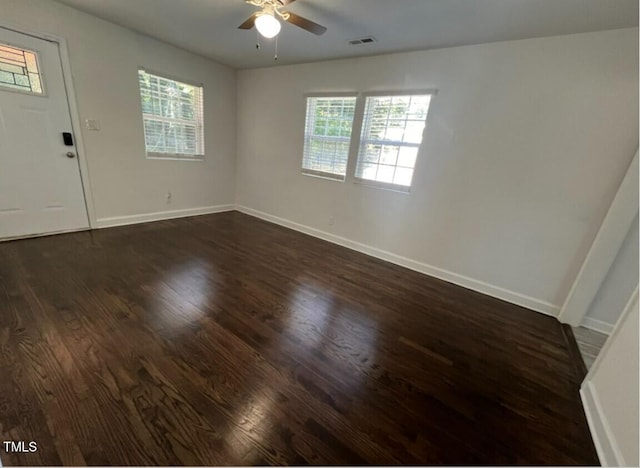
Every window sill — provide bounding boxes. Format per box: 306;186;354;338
301;169;345;182
146;153;204;161
353;178;411;194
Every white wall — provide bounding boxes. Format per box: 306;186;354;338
582;289;639;466
584;214;639;333
559;151;638;326
236;28;638;313
0;0;237;225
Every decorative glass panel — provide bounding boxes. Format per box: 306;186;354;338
0;43;43;94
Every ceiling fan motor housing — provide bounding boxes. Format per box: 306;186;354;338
239;0;327;36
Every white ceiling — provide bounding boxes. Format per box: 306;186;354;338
56;0;638;69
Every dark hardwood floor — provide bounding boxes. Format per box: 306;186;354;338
0;211;598;465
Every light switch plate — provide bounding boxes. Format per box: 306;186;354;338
85;119;101;131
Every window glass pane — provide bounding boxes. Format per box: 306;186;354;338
397;146;418;168
0;62;23;74
363;144;382;163
356;93;432;188
403;120;425;144
394;167;414;186
0;44;44;95
377;165;395;183
302;96;356;180
379;146;398;166
384;125;404;141
14;74;29;86
138;69;204;159
28;73;42;94
0;70;13;83
360;163;378;181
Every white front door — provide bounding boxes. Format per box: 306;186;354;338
0;27;89;239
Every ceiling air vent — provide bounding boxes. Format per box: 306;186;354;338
348;36;377;45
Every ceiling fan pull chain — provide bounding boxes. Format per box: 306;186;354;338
274;33;278;61
256;28;261;49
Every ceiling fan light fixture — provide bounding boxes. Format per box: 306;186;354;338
255;12;281;38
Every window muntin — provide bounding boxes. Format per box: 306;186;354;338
138;69;204;160
302;95;357;181
355;94;432;190
0;43;43;95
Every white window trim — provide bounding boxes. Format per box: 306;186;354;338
301;92;358;182
298;89;438;191
303;91;358;98
138;67;205;161
146;152;204;161
301;169;346;182
360;89;438;97
352;89;437;192
353;178;413;194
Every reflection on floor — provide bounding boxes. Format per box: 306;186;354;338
572;326;608;370
0;212;600;465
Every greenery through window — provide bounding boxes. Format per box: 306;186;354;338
356;94;432;190
302;95;357;180
138;69;204;159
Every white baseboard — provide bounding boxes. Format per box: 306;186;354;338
581;317;614;335
235;205;560;316
0;226;89;243
95;204;235;229
581;381;625;466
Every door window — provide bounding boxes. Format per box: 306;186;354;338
0;42;43;94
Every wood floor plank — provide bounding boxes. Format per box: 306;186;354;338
0;211;598;465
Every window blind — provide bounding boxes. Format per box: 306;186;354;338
355;94;432;189
138;69;204;159
302;95;357;180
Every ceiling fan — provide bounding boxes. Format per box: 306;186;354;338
238;0;327;39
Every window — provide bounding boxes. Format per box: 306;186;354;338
138;69;204;160
355;93;433;190
302;95;357;181
0;43;43;95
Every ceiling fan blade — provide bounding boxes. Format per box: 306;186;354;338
285;11;327;35
238;12;258;30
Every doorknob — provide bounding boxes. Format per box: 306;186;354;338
66;152;76;158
